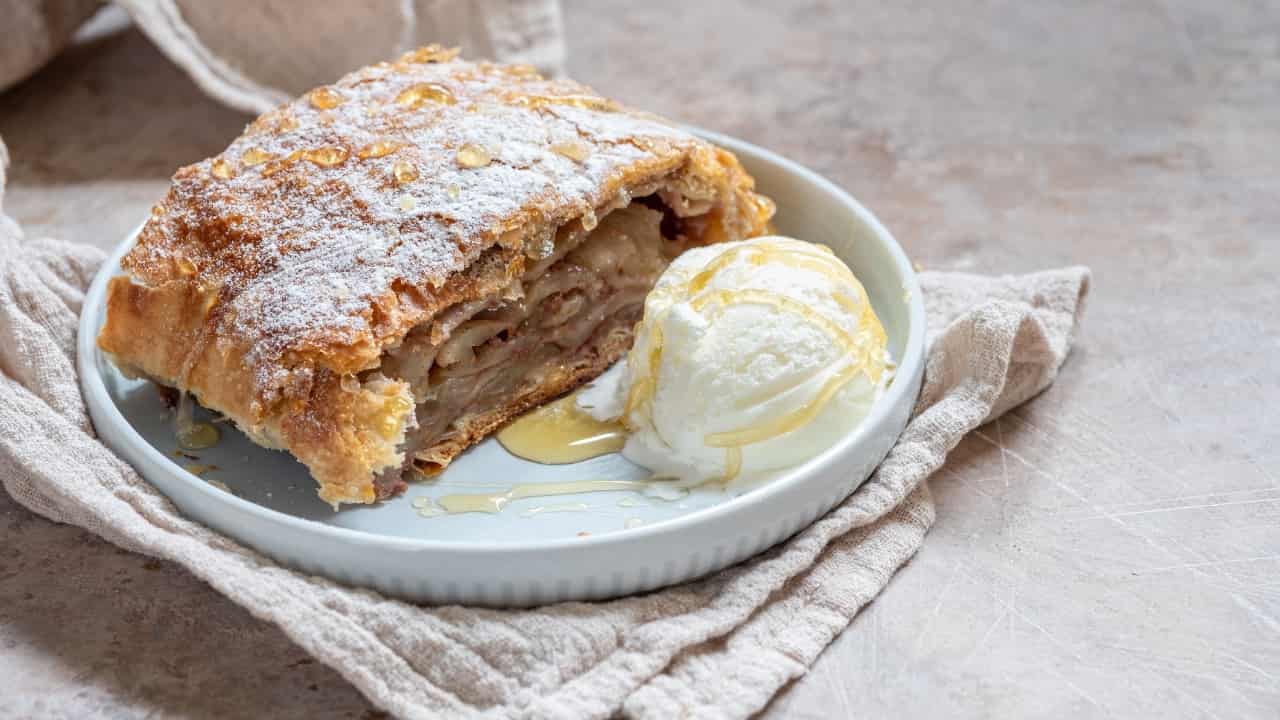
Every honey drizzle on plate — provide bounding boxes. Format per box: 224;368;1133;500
174;392;220;451
496;394;626;464
437;479;650;514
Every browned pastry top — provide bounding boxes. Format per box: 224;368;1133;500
126;47;748;403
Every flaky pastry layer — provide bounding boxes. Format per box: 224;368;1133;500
98;46;773;506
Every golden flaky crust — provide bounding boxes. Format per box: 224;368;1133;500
98;46;773;506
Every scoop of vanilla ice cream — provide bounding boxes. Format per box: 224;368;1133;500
578;236;891;485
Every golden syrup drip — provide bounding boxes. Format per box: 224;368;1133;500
516;94;619;112
401;45;459;64
690;288;886;448
620;270;696;422
377;396;413;440
692;288;859;351
497;394;626;464
151;204;165;217
727;243;887;355
724;446;742;482
377;416;400;440
240;147;275;167
308;86;345;110
687;244;884;381
707;363;863;448
175;255;197;275
456;144;492;168
621;307;667;421
686;243;763;295
392;160;419;185
210;158;234;179
753;194;779;228
686;240;848;297
774;250;856;284
550;140;590;163
691;288;875;380
398;194;417;212
357;139;401;159
437;480;648;514
519;502;589;518
277;113;300;132
261;149;306;177
177;422;219;451
730;364;826;412
301;146;349;167
174;391;220;451
396;82;456;108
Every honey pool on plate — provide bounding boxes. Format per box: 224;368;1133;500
495;393;625;464
414;391;652;516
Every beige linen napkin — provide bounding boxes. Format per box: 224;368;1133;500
0;0;565;113
0;0;100;93
0;140;1090;719
117;0;566;114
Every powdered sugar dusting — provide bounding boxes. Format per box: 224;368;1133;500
121;51;701;403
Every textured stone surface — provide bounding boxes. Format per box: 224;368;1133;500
2;2;1278;718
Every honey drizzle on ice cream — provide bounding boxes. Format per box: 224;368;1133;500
622;240;887;479
489;239;886;484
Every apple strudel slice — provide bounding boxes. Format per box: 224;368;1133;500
98;46;775;507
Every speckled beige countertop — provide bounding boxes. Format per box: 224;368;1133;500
2;2;1278;718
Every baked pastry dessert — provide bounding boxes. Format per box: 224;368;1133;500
98;46;774;506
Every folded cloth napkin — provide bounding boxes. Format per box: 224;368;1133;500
0;0;99;93
1;0;565;113
0;139;1090;719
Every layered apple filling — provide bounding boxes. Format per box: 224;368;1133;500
371;195;703;496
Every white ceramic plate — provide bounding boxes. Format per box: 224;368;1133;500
78;130;926;607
